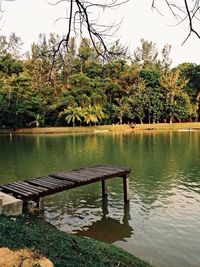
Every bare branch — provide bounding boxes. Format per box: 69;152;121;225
182;0;200;44
152;0;200;44
47;0;130;59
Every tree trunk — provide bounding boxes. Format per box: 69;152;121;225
119;114;123;124
148;112;150;124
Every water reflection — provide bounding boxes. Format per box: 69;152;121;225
75;198;133;243
1;131;200;267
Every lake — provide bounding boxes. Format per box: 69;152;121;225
0;131;200;267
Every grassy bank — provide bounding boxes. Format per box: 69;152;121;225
0;122;200;134
0;215;152;267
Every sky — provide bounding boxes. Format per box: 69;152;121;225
0;0;200;66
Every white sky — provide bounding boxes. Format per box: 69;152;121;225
0;0;200;66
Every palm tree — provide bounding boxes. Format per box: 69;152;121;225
60;106;83;127
83;105;98;126
93;105;106;125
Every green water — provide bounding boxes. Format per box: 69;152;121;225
0;131;200;267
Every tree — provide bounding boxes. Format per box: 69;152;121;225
92;105;106;123
0;53;23;76
7;33;23;58
159;44;172;70
139;68;160;88
83;105;98;126
134;39;158;68
139;67;163;123
178;63;200;121
129;80;148;124
60;106;83;127
112;97;131;124
60;37;77;81
0;33;23;58
0;71;38;128
90;78;107;106
146;86;164;123
78;38;95;73
159;69;190;123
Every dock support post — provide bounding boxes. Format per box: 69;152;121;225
102;196;109;216
35;198;44;210
35;198;40;208
22;201;28;213
102;180;108;197
123;174;130;202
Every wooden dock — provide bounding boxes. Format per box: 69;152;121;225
0;165;131;208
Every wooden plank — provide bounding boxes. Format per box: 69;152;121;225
94;165;131;173
33;179;63;188
38;177;67;184
54;172;90;180
32;177;74;189
71;168;103;178
1;185;31;197
50;173;91;183
43;176;74;186
65;171;101;181
0;164;131;204
71;170;103;178
29;176;68;185
16;181;48;192
12;181;47;193
52;167;124;184
88;167;130;177
95;164;130;170
10;182;40;195
85;166;117;173
2;183;34;195
81;167;118;177
66;170;106;179
27;180;58;190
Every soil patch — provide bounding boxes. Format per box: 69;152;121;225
0;247;53;267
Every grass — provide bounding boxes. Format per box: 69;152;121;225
0;215;152;267
134;122;200;131
1;122;200;134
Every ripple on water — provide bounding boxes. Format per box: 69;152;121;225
2;132;200;267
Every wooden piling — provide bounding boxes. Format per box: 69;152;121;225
123;174;130;202
101;180;108;197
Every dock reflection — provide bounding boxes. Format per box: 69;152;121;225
75;197;133;243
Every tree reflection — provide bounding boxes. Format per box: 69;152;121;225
75;198;133;243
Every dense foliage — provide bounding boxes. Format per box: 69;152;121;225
0;33;199;128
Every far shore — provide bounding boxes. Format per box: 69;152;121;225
1;122;200;134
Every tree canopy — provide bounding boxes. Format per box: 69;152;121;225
0;1;200;128
0;33;199;128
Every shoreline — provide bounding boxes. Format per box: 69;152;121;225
0;215;152;267
1;122;200;134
